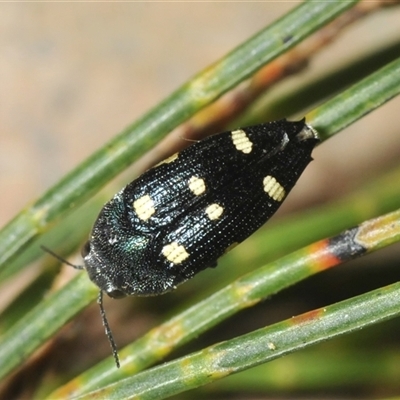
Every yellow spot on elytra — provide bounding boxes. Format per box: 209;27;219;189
133;194;155;221
263;175;285;202
231;129;253;154
162;242;189;264
154;152;179;168
205;203;224;220
188;176;206;196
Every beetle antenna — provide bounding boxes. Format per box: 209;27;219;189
98;290;120;368
41;245;84;270
42;246;120;367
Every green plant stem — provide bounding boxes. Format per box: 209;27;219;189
308;56;400;139
50;209;400;398
213;347;400;391
0;1;358;271
73;282;400;400
0;273;97;381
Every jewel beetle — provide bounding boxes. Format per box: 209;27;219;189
78;118;319;366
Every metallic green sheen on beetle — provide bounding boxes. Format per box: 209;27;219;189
82;119;319;298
